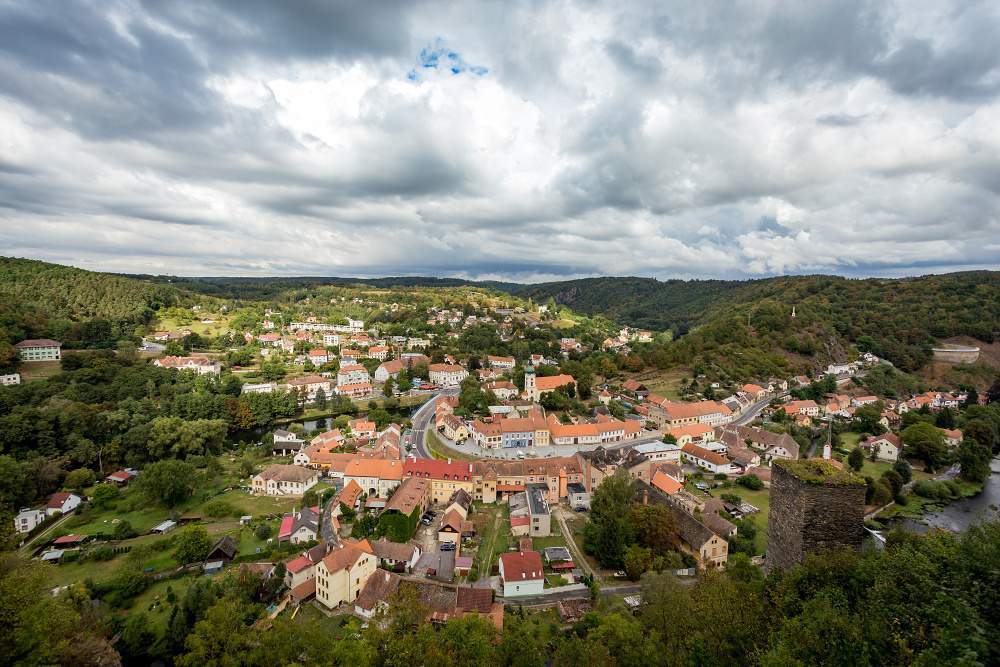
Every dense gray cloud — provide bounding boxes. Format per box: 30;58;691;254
0;0;998;280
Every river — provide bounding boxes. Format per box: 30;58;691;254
895;458;1000;534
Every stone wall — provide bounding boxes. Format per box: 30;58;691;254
767;463;866;572
931;347;980;364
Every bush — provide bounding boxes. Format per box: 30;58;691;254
721;493;743;505
736;475;764;490
113;520;137;540
65;468;96;492
203;500;238;518
254;523;273;540
90;484;121;510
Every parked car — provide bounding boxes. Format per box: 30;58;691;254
440;542;456;551
574;506;588;512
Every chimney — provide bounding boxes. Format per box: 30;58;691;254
643;489;649;505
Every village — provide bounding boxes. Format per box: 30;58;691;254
9;292;989;637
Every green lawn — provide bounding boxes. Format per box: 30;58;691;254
124;576;198;630
728;487;771;554
426;429;477;461
470;505;511;576
293;606;363;638
18;361;63;381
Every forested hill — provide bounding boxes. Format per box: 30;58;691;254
128;275;519;301
507;276;746;333
0;257;182;350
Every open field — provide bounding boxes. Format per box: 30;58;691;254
157;314;235;337
18;360;63;381
625;368;686;400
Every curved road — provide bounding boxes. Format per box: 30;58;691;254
410;388;459;459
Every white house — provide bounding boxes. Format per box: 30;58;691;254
0;373;20;385
499;550;545;597
860;434;901;462
14;508;46;533
251;465;319;496
45;492;81;516
241;382;275;394
428;363;468;387
681;443;737;475
14;339;61;362
337;364;371;386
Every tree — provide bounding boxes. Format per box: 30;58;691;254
958;437;992;483
173;525;212;564
137;459;196;507
382;377;394;398
847;448;864;471
583;470;636;568
64;468;96;493
901;422;948;472
314;387;328;410
623;544;654;580
736;474;764;490
892;459;912;484
629;503;680;555
934;406;956;429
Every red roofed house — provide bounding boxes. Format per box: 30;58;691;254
499;550;545;596
651;471;682;495
524;372;576;402
315;540;377;609
681;443;737;475
45;492;81;516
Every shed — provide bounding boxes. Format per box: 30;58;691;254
206;535;238;562
151;520;177;534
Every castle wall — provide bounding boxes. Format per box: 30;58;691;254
767;464;866;572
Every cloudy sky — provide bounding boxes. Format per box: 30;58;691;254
1;1;999;281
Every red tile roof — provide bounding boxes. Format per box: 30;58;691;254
404;458;475;481
499;550;544;582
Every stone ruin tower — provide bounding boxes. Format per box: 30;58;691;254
766;459;866;572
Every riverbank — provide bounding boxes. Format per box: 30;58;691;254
872;458;1000;533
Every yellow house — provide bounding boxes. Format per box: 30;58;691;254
441;414;471;442
315;541;377;609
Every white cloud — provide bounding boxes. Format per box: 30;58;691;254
0;0;998;279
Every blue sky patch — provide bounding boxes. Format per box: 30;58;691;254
408;38;488;81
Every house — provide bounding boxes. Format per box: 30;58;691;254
307;349;330;365
645;395;733;428
783;400;820;417
366;345;390;361
523;370;576;402
343;459;404;497
278;506;320;544
315;540;377;609
45;492;81;517
348;419;377;440
681;443;736;475
105;468;138;485
334;480;365;515
444;489;473;519
14;508;46;534
487;355;516;371
354;569;402;618
483;380;518;400
633;441;682;462
374;358;406;383
525;484;551;537
14;339;61;362
241;382;276;394
428;364;469;387
640;483;728;569
742;384;768;401
0;373;21;386
567;482;591;510
717;426;800;462
851;395;879;407
547;414;642;446
251;465;319;496
666;423;716;447
622;379;649;398
311;428;345;449
941;428;964;448
272;429;306;455
336;382;373;399
285;375;333;402
438;509;465;549
337;364;371;386
153;356;221;375
651;470;683;495
403;458;477;504
441;413;470;442
370;537;421;572
499;550;545;597
727;446;762;471
381;477;431;531
860;433;901;462
206;536;238;563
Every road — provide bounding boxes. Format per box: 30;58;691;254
732;392;787;426
410;389;458;459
